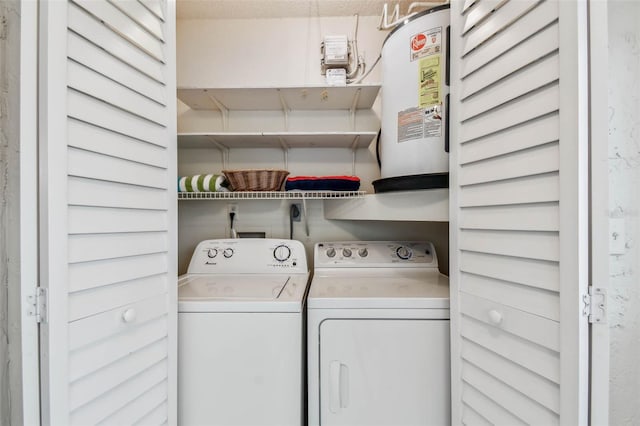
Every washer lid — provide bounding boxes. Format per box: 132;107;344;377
307;270;449;309
178;273;309;313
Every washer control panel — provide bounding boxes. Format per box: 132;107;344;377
315;241;438;268
187;239;308;274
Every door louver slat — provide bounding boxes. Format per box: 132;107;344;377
459;173;559;207
69;318;169;382
68;274;168;321
462;0;557;76
69;359;168;425
68;60;167;125
67;31;166;105
69;339;168;411
460;316;560;383
71;0;164;62
460;272;559;320
460;114;559;164
462;0;543;56
461;340;560;413
461;403;493;426
460;251;559;292
68;177;168;210
97;381;168;426
68;2;165;83
461;383;527;425
68;119;167;168
109;0;165;41
462;361;559;424
68;253;168;293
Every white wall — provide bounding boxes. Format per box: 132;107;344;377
177;16;386;87
608;0;640;424
176;15;450;275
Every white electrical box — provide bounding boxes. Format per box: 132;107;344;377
322;35;349;68
326;68;347;86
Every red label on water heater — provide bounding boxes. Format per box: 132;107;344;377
410;27;442;62
411;34;427;51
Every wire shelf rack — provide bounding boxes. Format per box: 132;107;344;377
178;191;367;200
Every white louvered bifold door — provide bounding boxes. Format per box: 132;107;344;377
38;1;177;424
449;0;590;425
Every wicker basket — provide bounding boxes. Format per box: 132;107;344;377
223;169;289;191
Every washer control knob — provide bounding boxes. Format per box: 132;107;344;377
207;249;218;258
273;244;292;262
223;248;234;258
396;246;412;260
326;248;336;258
342;248;352;258
358;248;369;258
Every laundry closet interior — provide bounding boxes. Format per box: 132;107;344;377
15;0;608;424
175;2;450;274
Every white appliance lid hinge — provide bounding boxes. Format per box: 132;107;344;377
583;286;607;324
27;287;48;324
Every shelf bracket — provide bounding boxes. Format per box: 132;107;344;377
350;135;360;176
349;88;362;131
208;136;230;169
206;93;230;131
278;89;290;131
277;136;290;169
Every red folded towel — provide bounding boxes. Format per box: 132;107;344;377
285;176;361;191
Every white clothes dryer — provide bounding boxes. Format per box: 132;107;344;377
178;238;309;426
307;241;450;426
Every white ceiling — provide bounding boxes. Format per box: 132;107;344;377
176;0;423;20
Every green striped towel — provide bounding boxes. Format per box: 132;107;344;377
178;174;229;192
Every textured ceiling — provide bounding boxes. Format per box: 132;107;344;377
176;0;427;19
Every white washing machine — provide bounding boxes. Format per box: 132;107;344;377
178;238;309;426
307;241;450;426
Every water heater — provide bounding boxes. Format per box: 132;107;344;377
373;5;450;193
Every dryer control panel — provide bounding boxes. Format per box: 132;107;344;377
187;238;308;274
315;241;438;268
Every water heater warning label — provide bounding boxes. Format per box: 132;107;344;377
419;55;442;108
397;106;442;142
397;108;424;142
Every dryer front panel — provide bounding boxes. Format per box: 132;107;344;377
318;319;450;425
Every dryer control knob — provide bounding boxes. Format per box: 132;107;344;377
358;248;369;257
273;244;291;262
223;248;234;258
396;246;412;260
342;248;352;257
207;249;218;258
326;248;336;258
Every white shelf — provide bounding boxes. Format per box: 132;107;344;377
323;189;449;222
178;191;367;200
177;85;381;111
178;132;378;149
